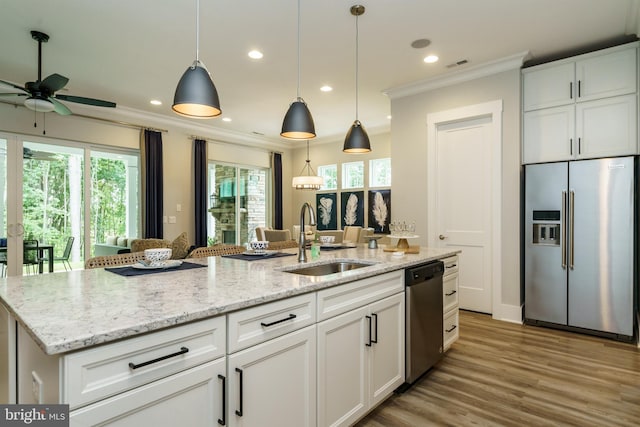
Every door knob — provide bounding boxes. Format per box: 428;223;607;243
439;234;446;240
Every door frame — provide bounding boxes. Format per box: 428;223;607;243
426;100;502;317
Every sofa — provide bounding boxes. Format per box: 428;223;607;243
93;236;131;256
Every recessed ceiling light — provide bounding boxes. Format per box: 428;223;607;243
320;85;333;92
248;50;263;59
387;115;392;120
150;99;162;106
424;55;439;64
222;117;232;122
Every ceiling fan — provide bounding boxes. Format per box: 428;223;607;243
0;30;116;115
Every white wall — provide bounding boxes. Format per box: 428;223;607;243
0;102;294;244
390;69;522;317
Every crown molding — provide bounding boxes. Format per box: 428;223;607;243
384;51;530;100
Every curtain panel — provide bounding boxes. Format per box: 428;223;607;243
141;129;163;238
272;152;283;230
194;139;208;247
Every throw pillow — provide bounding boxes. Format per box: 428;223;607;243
117;237;128;247
105;236;117;246
171;232;190;259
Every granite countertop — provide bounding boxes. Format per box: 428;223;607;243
0;245;459;356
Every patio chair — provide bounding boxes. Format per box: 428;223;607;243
53;236;74;271
23;239;40;275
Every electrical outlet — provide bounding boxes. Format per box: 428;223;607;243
31;371;43;403
176;204;182;212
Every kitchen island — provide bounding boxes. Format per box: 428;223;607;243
0;245;459;426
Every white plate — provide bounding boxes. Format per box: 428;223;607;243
242;250;278;256
320;243;357;248
132;260;183;269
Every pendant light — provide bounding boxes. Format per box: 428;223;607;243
343;5;371;153
292;140;323;190
172;0;221;118
281;0;316;139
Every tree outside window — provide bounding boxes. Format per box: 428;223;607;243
342;161;364;189
317;164;337;190
370;158;391;187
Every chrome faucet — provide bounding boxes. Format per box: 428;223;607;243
298;202;317;262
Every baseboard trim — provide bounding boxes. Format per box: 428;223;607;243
492;303;523;324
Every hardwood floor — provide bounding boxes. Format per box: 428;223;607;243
356;310;640;427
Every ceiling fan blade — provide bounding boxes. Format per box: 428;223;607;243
40;73;69;93
0;79;28;95
54;94;116;108
49;97;72;115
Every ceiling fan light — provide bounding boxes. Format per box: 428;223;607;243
281;99;316;139
24;96;55;113
172;62;221;118
343;120;371;153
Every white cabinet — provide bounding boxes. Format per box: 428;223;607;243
70;358;226;427
522;42;638;164
316;272;404;427
225;292;317;427
442;255;459;351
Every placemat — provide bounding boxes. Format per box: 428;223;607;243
222;252;296;262
105;261;207;277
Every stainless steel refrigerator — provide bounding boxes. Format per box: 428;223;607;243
524;156;636;341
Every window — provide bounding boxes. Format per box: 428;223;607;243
317;164;337;190
208;163;268;245
342;161;364;189
369;158;391;187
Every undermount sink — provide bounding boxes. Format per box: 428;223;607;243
283;261;374;276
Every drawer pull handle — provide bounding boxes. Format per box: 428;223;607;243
445;290;457;296
128;346;189;370
218;374;226;425
446;325;457;333
371;313;378;344
446;264;457;268
260;314;297;327
235;368;244;417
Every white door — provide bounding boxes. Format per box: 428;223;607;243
427;101;502;314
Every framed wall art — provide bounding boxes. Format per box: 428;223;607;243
368;189;391;233
316;193;337;230
341;191;364;229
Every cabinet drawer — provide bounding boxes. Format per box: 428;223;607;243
227;292;316;353
63;316;225;409
442;255;458;276
316;271;404;322
443;273;459;313
443;309;459;351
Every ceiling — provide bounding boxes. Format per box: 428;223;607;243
0;0;638;148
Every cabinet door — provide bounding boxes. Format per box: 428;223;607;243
228;325;316;427
70;358;226;427
523;105;575;164
576;47;637;102
368;293;404;408
523;62;574;111
576;94;638;159
317;306;368;427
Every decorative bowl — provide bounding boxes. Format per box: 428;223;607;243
144;248;172;262
250;241;269;253
319;235;335;244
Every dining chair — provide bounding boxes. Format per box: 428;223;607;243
23;239;40;275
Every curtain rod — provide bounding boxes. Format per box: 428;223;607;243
0;100;168;133
189;135;283;155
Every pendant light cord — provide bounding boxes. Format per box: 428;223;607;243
355;12;359;121
195;0;200;63
297;0;301;99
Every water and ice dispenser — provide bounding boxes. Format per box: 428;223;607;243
531;210;561;246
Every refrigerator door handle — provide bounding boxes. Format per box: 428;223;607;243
569;190;575;269
562;190;567;268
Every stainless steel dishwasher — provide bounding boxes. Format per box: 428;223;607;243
399;260;445;391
